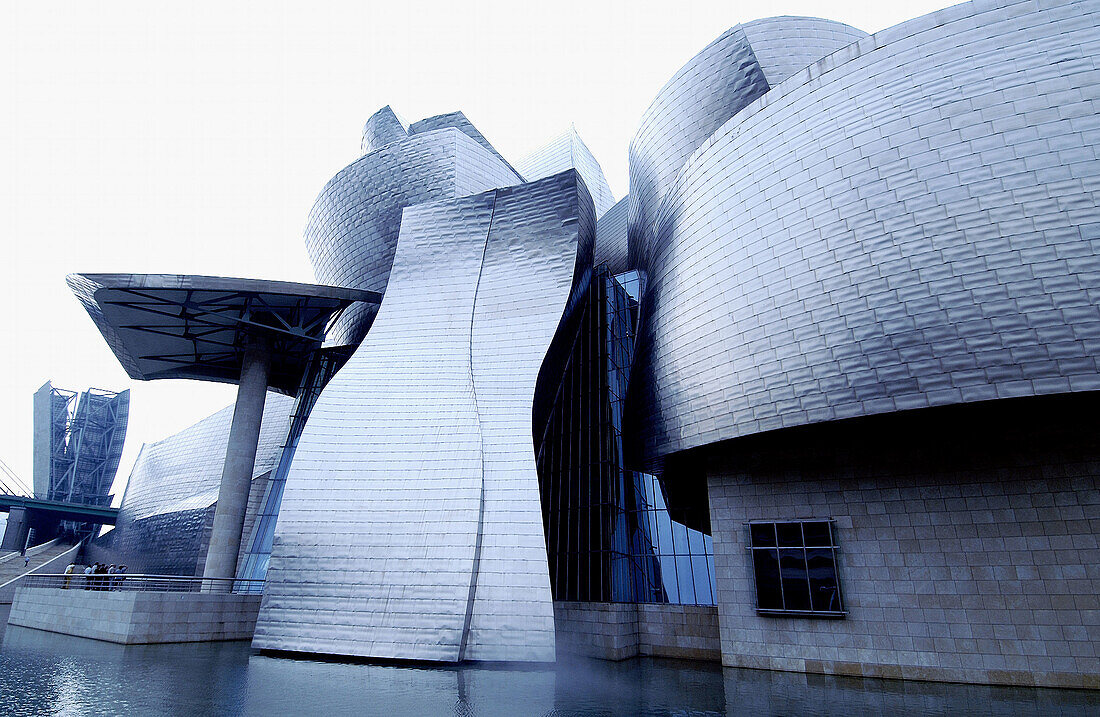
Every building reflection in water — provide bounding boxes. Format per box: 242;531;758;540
2;626;1097;716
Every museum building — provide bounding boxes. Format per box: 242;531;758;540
72;0;1100;688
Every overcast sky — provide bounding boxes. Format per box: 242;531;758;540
0;0;951;499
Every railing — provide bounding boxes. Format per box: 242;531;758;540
20;573;265;595
3;492;116;507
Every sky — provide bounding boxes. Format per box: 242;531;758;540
0;0;953;500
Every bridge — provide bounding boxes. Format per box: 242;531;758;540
0;495;118;525
0;493;118;552
0;453;118;553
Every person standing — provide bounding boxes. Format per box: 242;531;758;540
63;562;76;589
83;564;94;590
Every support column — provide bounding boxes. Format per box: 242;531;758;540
1;507;29;553
203;338;271;583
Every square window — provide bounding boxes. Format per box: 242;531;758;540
747;519;845;618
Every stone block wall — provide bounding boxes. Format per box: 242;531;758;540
554;602;720;661
7;588;261;644
555;602;638;660
705;395;1100;688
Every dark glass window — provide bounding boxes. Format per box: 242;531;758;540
533;267;716;605
747;520;844;617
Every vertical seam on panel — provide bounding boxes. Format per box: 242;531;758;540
458;191;497;662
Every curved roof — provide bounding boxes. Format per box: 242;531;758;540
360;105;409;154
68;273;379;395
627;17;865;270
626;0;1100;464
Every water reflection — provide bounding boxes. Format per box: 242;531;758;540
0;626;1095;716
721;666;1099;716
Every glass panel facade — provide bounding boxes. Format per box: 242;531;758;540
237;346;353;583
536;266;716;604
747;520;844;617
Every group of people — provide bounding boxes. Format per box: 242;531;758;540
62;562;127;590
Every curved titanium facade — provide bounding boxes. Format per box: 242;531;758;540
408;110;521;177
594;195;629;273
626;17;864;267
305;125;522;345
739;17;867;88
516;127;617;218
94;395;293;575
256;170;594;662
360;105;408;154
628;0;1100;463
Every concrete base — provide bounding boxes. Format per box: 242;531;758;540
554;602;720;661
7;588;260;644
1;507;28;552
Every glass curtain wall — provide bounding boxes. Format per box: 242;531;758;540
536;267;715;604
237;346;353;583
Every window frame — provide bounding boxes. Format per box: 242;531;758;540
745;518;846;619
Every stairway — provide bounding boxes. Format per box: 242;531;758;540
0;540;77;584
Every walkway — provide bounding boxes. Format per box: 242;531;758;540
0;541;77;585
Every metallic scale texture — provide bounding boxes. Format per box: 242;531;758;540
739;17;868;88
305;116;521;346
256;170;594;662
628;0;1100;464
626;18;865;269
407;111;522;178
98;395;293;575
594;195;630;273
516;126;617;218
360;104;408;154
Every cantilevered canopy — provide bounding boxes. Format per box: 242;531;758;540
68;273;381;395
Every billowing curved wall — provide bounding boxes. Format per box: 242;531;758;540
594;195;629;273
628;0;1100;463
627;26;767;266
627;18;864;268
256;170;594;662
408;110;520;177
95;395;293;575
740;17;866;88
360;105;408;154
517;127;617;218
305;126;521;345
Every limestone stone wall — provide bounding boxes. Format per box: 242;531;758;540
554;602;720;661
7;588;260;644
706;395;1100;689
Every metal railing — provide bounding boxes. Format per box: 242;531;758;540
3;491;115;507
20;573;265;595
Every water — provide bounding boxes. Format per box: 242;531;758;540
0;624;1097;716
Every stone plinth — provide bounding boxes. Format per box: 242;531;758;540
7;588;261;644
554;602;720;661
706;397;1100;689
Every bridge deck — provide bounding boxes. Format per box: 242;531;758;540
0;496;118;525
